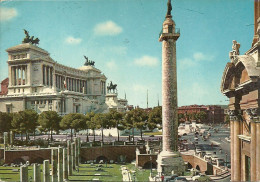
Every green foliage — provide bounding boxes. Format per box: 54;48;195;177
60;113;86;132
108;109;124;141
125;108;148;140
148;106;162;130
0;112;13;133
38;111;61;133
11;110;38;135
85;112;96;130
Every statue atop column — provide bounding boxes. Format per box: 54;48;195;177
229;40;240;62
22;29;40;45
84;56;95;66
166;0;172;17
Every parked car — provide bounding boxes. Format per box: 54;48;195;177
173;177;188;181
192;173;206;181
164;174;178;182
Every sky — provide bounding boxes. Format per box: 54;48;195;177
0;0;255;108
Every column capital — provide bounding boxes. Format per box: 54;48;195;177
246;108;260;121
227;110;240;121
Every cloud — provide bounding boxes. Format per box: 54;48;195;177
179;52;214;69
106;60;118;70
65;36;82;45
0;7;17;22
101;46;127;56
134;55;159;67
94;21;122;36
193;52;213;61
132;84;147;93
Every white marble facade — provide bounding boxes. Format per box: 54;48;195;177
0;43;126;114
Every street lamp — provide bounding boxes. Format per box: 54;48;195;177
225;152;228;167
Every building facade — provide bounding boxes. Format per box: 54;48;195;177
221;1;260;181
178;105;225;123
0;41;126;114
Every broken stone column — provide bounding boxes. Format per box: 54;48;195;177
4;132;8;149
77;137;81;165
63;148;68;181
43;160;50;182
10;131;14;147
72;142;76;170
67;140;72;176
51;148;58;182
58;147;63;182
33;163;41;182
20;165;28;182
74;138;79;167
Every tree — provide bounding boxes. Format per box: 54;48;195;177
93;113;110;142
38;111;61;141
0;112;12;135
148;106;162;130
198;111;207;123
124;108;148;142
124;110;135;142
60;113;86;140
178;113;185;124
11;110;38;141
85;112;95;142
108;109;124;141
133;108;148;140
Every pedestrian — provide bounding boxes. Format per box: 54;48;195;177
161;175;164;182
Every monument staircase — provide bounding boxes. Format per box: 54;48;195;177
209;168;231;181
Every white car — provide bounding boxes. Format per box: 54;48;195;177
192;173;205;181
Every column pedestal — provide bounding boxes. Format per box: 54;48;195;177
157;151;184;176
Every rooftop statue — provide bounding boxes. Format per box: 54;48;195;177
22;29;40;45
84;56;95;66
229;40;240;62
166;0;172;17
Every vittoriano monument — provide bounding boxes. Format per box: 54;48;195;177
157;0;185;176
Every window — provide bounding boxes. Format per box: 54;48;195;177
245;155;250;181
168;25;173;33
6;106;11;113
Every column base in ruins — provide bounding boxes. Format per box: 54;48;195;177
157;150;185;176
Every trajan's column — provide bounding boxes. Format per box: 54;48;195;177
157;0;185;176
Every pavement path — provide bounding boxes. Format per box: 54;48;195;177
121;166;132;182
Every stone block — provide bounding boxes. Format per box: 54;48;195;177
20;165;28;182
43;160;50;182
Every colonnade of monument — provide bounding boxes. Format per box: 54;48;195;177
10;65;28;86
19;137;81;182
42;65;53;86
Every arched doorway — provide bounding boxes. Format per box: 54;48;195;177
96;156;108;163
143;161;157;169
33;157;44;164
196;165;201;171
187;162;192;169
13;158;25;164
